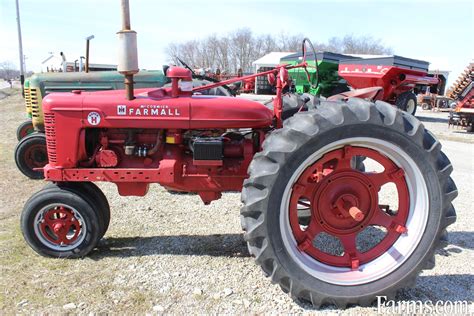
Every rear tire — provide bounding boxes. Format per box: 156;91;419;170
241;98;457;307
16;120;34;140
396;91;417;116
21;188;101;258
14;133;48;179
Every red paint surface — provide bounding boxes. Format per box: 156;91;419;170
289;146;409;268
339;64;438;102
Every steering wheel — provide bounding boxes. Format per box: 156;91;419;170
301;38;320;89
176;56;196;76
175;56;237;96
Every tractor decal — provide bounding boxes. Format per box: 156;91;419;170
87;112;101;125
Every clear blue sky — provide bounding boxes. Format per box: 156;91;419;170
1;0;473;86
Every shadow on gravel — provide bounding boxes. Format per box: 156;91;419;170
416;115;449;123
294;274;474;311
90;233;250;259
446;231;474;250
397;274;474;302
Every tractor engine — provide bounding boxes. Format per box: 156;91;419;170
41;84;272;203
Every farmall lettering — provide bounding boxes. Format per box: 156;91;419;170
117;104;181;116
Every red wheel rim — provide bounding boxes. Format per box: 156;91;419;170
24;144;48;169
19;126;34;139
289;145;409;270
39;206;82;245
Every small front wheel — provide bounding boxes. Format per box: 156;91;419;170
44;182;111;239
16;120;34;140
21;188;101;258
395;91;417;116
14;133;48;179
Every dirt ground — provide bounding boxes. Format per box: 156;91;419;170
0;90;472;314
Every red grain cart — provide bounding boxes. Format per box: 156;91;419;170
337;56;439;115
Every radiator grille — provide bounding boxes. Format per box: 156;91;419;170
24;88;32;114
30;88;40;118
44;113;57;163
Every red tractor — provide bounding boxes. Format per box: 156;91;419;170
20;3;457;308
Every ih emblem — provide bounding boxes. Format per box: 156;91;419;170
117;105;127;115
87;112;101;125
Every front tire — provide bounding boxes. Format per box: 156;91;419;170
17;120;34;140
395;91;417;116
241;98;457;307
14;133;48;179
44;182;110;239
21;188;101;258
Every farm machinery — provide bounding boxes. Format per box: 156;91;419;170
447;62;473;132
15;68;233;179
280;51;359;97
338;56;442;116
20;1;457;308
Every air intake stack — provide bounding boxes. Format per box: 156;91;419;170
117;0;139;100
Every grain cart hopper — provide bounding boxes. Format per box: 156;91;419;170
20;0;457;309
280;51;361;97
338;56;440;116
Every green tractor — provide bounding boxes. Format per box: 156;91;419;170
15;69;233;179
280;52;360;97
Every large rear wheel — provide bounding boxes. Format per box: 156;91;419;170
241;98;457;307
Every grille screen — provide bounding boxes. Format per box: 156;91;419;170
44;113;57;163
30;88;40;118
24;88;32;113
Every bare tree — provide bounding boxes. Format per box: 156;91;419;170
165;31;392;73
278;32;303;52
327;35;393;55
0;61;19;80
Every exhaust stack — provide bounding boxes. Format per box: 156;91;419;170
117;0;138;100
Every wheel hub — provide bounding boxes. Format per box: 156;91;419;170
288;145;410;269
39;207;81;246
25;144;48;168
314;171;377;234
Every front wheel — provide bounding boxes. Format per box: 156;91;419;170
21;187;101;258
241;98;457;307
395;91;417;116
44;182;111;239
17;120;34;140
14;133;48;179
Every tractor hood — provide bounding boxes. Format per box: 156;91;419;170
43;88;273;130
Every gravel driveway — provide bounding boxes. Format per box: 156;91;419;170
0;91;472;314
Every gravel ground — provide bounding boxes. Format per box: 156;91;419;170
0;90;472;314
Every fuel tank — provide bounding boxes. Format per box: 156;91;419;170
43;88;273;130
